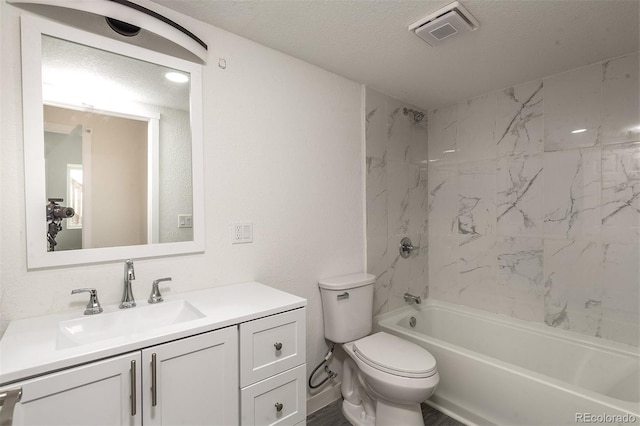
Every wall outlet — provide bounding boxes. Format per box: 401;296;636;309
178;214;193;228
231;222;253;244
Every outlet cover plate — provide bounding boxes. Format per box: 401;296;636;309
231;222;253;244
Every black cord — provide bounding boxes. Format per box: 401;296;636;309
308;344;337;389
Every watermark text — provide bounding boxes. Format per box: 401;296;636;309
576;413;637;424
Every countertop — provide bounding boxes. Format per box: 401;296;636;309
0;281;306;386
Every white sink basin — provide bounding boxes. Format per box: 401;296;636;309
56;300;205;350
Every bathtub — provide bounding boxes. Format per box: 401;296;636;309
377;299;639;426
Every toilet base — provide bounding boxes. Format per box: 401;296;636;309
341;398;425;426
375;399;424;426
342;399;375;426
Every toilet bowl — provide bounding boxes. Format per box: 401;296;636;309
341;332;439;426
318;273;439;426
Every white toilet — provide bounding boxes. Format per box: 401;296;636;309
319;273;439;426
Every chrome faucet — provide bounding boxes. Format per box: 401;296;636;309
404;293;422;305
120;259;136;309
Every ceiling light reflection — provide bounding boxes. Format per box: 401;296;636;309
165;72;189;83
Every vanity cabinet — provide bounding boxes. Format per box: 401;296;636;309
0;283;307;426
240;309;306;426
0;327;238;426
1;352;142;426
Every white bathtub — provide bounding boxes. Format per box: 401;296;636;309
377;299;640;426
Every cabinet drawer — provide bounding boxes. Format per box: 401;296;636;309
240;364;306;426
240;308;306;386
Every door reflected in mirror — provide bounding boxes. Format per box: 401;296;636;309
22;15;204;268
44;106;154;251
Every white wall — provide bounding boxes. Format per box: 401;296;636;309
0;0;365;399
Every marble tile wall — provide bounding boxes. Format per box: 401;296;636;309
427;52;640;346
365;89;428;315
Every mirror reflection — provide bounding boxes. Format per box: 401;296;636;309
41;35;193;251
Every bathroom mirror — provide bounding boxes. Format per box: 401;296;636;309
22;15;205;269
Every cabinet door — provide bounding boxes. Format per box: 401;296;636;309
142;326;239;426
0;352;141;426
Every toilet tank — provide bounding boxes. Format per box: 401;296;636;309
318;273;376;343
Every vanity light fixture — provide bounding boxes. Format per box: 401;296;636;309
7;0;208;63
105;17;141;37
165;71;189;83
571;128;587;134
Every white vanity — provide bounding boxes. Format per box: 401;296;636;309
0;282;307;426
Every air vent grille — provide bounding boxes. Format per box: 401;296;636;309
430;23;458;40
409;1;479;47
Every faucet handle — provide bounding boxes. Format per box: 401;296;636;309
399;237;420;259
71;288;103;315
148;277;171;304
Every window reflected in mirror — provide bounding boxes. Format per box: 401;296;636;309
67;164;83;230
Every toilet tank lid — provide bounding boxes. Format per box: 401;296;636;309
318;273;376;290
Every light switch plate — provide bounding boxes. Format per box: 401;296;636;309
178;214;193;228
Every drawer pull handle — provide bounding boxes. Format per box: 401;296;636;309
0;388;22;426
275;402;283;412
274;342;283;351
130;360;137;416
151;353;158;407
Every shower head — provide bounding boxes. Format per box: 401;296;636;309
403;107;425;123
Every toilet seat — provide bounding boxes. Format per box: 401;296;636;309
353;332;437;378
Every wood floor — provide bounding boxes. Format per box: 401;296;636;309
306;399;465;426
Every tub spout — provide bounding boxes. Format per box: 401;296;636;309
404;293;421;304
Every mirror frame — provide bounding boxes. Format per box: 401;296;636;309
21;14;205;269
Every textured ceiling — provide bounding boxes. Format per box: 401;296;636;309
152;0;639;110
42;35;190;111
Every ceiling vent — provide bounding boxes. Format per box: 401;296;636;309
409;1;479;46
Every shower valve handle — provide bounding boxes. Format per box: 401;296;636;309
399;237;419;258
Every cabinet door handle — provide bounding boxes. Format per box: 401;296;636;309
274;342;282;351
130;360;137;416
0;388;22;426
151;353;158;407
274;402;283;412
